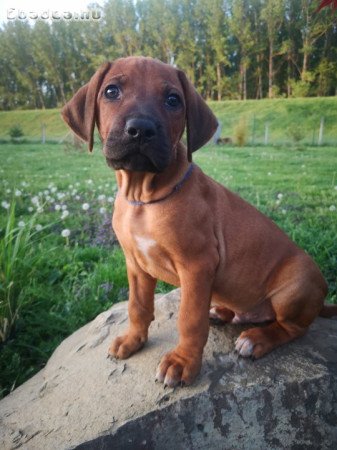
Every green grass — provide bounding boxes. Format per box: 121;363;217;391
0;109;68;141
0;141;336;399
210;97;337;145
1;97;337;145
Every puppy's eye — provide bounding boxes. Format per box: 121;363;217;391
165;94;181;109
104;84;121;100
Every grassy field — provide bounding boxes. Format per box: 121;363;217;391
1;96;337;145
0;140;337;399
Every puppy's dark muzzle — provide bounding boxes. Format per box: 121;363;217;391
104;116;171;173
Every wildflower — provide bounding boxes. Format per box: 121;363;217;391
86;179;93;184
55;204;61;211
108;196;114;203
15;189;22;197
18;221;25;228
57;192;65;200
82;203;90;211
37;207;44;213
98;194;106;201
282;209;287;214
334;186;337;191
51;186;57;193
277;193;283;200
61;229;71;238
61;204;67;210
61;210;69;219
28;206;33;213
329;205;336;212
1;201;10;210
75;195;80;200
35;224;43;231
99;207;107;214
21;181;28;187
6;189;11;194
31;196;39;205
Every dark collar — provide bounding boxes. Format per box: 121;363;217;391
123;163;195;206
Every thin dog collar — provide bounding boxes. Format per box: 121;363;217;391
123;163;195;206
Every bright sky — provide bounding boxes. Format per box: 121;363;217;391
0;0;104;24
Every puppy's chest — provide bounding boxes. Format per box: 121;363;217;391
113;208;178;284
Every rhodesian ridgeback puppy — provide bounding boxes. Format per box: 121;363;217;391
62;56;333;387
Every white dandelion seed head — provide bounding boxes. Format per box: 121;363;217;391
61;229;71;238
35;224;43;231
329;205;336;212
55;204;61;211
99;207;107;214
82;203;90;211
1;201;10;210
18;221;25;228
31;196;39;205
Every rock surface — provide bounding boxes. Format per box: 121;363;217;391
1;289;337;450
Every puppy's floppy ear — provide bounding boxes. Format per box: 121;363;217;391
177;70;218;162
61;62;111;152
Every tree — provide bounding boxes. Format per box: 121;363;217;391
261;0;285;98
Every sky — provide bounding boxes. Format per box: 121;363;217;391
0;0;104;24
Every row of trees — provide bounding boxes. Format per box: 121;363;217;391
0;0;336;110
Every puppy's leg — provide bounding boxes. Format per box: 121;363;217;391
209;306;235;323
156;270;213;387
235;257;327;359
108;266;156;359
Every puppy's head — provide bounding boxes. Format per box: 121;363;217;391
62;57;218;172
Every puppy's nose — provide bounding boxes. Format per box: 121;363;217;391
125;118;157;141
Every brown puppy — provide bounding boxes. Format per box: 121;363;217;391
62;56;329;387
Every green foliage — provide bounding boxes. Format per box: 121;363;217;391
0;203;45;343
286;124;305;145
0;0;336;109
233;116;248;146
8;125;24;140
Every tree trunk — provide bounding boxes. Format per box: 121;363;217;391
287;57;292;97
256;54;263;99
302;48;308;80
268;40;273;98
216;63;222;101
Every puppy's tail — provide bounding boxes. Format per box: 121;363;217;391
319;304;337;318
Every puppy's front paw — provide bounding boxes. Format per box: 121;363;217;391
108;333;146;359
155;347;202;387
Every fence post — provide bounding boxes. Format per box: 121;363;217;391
41;123;46;144
264;122;269;145
318;117;324;146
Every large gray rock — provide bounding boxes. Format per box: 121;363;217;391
1;289;337;450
